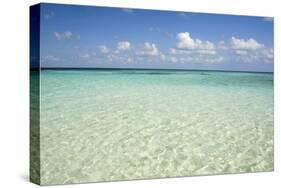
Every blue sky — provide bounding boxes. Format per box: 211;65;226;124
39;3;274;72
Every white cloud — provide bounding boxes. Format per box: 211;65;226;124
113;50;120;54
234;48;273;63
176;32;215;50
99;45;110;54
170;47;215;55
43;55;60;62
178;12;187;17
44;12;54;20
170;57;178;63
262;48;274;59
236;54;259;63
127;57;133;63
106;54;118;63
64;31;73;39
218;41;228;50
205;56;224;63
169;48;177;55
167;54;223;64
54;32;61;40
263;17;273;22
169;48;191;55
122;8;134;14
160;54;166;61
117;41;131;50
235;50;248;55
228;37;273;63
89;34;272;65
230;37;264;50
80;53;90;59
179;57;193;63
197;50;217;55
53;31;78;40
167;43;223;64
137;42;159;56
178;12;190;19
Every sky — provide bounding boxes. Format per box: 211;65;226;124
37;3;274;72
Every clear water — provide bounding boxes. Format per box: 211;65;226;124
38;69;273;185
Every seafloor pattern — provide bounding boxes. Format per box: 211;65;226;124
38;70;273;185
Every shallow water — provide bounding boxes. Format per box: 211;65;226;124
37;69;273;185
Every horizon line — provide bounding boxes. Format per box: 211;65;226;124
31;67;274;74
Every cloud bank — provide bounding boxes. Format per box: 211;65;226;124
49;30;273;66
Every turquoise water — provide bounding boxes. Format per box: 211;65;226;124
38;69;273;185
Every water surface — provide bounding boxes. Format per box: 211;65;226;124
38;69;273;184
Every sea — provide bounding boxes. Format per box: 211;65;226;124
33;69;274;184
